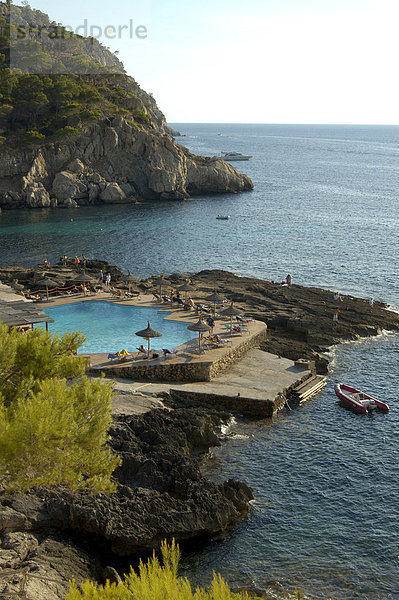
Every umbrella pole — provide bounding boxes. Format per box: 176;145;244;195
148;338;151;360
230;316;233;334
46;285;49;301
198;332;201;354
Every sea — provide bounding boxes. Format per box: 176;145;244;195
0;123;398;599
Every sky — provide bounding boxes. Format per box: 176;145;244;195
24;0;399;124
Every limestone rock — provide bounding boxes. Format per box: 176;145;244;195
88;184;100;202
120;182;135;197
25;183;51;208
62;198;79;208
103;127;119;152
67;158;85;174
52;172;87;201
8;191;21;202
22;151;48;191
0;117;253;209
88;172;104;184
0;532;38;568
0;506;28;532
99;182;127;203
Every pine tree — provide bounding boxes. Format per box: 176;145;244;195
0;323;121;493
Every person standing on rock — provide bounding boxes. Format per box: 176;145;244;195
333;308;339;324
98;269;103;283
286;274;292;286
105;273;111;287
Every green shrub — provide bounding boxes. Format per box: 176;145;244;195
79;108;102;121
0;324;121;494
132;108;151;123
67;540;263;600
25;128;45;142
54;125;80;138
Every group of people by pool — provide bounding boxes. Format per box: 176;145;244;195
155;291;214;314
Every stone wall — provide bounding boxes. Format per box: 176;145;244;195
169;389;285;418
95;359;213;383
209;327;267;379
90;324;267;383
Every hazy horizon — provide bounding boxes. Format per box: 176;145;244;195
168;121;399;126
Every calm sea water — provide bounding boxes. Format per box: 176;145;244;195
1;124;398;599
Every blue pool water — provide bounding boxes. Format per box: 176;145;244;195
40;301;195;354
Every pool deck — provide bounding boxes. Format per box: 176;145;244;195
38;291;313;417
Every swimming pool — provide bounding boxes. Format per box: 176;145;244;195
40;301;195;354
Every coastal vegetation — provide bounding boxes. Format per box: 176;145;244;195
0;323;121;493
67;540;264;600
0;1;158;145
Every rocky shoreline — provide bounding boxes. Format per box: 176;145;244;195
0;405;253;599
0;260;398;599
0;118;253;210
1;258;398;374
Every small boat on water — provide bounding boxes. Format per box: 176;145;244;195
220;151;252;161
216;215;230;220
334;383;389;414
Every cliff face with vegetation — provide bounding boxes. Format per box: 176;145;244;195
0;2;253;209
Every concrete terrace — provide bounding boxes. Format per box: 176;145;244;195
34;290;313;416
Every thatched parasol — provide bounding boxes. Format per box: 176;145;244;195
153;275;168;296
187;318;211;353
124;271;139;294
205;291;226;315
73;271;95;297
178;281;196;301
36;277;58;301
135;321;162;359
219;303;243;333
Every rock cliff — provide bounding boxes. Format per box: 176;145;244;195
0;2;253;209
0;116;253;209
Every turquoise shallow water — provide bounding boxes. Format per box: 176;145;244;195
39;301;195;353
1;124;398;599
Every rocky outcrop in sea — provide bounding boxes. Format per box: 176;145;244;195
0;117;253;209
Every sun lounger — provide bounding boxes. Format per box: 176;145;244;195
136;347;160;359
162;348;178;359
107;349;131;362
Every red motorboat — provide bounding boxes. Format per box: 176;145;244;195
334;383;389;414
